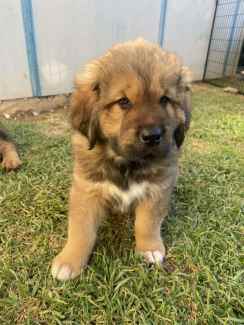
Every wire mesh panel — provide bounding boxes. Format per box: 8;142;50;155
204;0;244;80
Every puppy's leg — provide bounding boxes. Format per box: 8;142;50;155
135;189;172;265
0;130;22;171
52;181;104;281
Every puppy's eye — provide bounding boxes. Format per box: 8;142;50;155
118;97;132;109
159;96;170;106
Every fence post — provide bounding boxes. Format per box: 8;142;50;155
21;0;41;97
158;0;168;47
203;0;219;80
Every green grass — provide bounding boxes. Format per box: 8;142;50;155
0;84;243;324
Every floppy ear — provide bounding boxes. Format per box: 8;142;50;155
180;66;192;131
174;124;185;148
180;67;192;131
174;67;192;148
70;69;101;149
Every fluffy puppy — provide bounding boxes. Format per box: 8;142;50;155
0;128;22;171
52;39;192;281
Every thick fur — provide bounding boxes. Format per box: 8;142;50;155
0;128;21;171
52;39;192;280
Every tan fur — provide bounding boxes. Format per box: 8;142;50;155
52;39;192;280
0;131;22;171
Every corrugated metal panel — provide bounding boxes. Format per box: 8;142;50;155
163;0;216;80
0;0;217;99
0;1;32;99
32;0;162;96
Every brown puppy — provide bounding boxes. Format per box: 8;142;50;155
52;39;192;280
0;128;22;171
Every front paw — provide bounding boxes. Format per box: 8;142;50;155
51;251;83;281
136;242;166;265
2;153;22;171
137;250;165;264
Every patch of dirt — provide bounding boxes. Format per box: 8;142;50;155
37;110;70;136
0;94;70;120
192;82;210;91
190;138;213;153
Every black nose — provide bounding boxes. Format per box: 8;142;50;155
139;127;163;145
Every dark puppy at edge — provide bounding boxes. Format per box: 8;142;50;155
0;129;22;171
52;39;192;281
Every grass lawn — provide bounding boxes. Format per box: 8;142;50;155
0;84;243;324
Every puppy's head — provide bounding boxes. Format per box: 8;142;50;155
70;39;192;163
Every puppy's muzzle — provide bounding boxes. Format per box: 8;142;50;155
139;126;164;146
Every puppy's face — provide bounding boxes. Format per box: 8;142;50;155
71;39;192;164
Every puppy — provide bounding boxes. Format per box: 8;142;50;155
0;128;22;171
52;39;191;280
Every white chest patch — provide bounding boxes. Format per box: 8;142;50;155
104;181;148;210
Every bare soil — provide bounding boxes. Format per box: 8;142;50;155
0;94;70;120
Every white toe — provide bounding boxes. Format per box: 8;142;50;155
139;250;164;265
152;250;164;263
52;264;73;281
144;251;155;263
